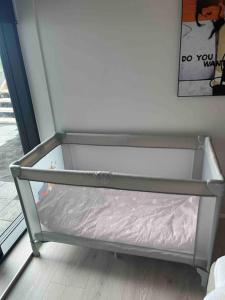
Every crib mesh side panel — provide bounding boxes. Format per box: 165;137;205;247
16;178;42;240
194;196;217;263
32;182;200;255
30;145;65;202
62;144;195;180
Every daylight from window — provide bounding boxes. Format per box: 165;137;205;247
0;58;23;238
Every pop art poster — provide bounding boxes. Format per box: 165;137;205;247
178;0;225;96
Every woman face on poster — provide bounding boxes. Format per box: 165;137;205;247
201;2;224;20
196;0;225;38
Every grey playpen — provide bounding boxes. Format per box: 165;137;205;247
10;132;224;280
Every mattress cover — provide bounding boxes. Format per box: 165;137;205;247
36;184;199;254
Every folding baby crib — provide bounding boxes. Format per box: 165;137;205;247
10;133;224;280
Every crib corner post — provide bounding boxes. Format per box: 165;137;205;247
196;268;209;289
31;240;41;257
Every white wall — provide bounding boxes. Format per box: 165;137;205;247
13;0;55;139
14;0;225;188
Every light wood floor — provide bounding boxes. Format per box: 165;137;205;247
6;242;205;300
0;234;31;296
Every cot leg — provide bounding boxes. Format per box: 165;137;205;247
31;240;41;257
197;268;209;289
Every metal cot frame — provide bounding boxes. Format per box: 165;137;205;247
10;133;225;278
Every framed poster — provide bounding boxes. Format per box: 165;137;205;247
178;0;225;97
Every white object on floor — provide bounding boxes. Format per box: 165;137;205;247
205;256;225;300
205;288;225;300
214;257;225;289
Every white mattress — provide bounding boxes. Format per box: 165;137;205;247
36;185;199;254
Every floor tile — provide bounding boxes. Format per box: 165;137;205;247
0;200;22;222
0;219;11;235
0;181;17;199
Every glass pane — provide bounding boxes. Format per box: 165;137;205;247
0;57;23;242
